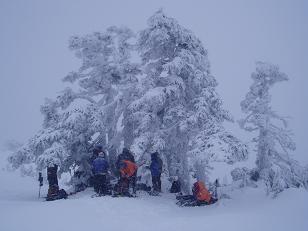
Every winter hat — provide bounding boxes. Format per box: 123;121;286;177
94;144;103;151
93;145;103;155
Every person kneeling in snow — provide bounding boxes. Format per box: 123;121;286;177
170;176;181;194
176;181;217;206
92;151;110;196
114;160;138;197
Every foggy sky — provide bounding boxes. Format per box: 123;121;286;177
0;0;307;163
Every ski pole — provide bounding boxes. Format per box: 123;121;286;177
38;172;43;198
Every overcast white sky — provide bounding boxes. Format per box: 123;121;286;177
0;0;307;163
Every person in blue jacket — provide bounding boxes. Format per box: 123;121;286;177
92;151;109;195
150;152;163;192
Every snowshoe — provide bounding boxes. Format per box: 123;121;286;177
136;183;151;192
112;194;137;197
91;193;99;198
112;192;136;198
91;193;105;198
177;199;199;207
176;195;195;206
112;187;131;197
148;190;161;196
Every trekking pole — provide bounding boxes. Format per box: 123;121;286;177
38;172;43;198
214;179;219;199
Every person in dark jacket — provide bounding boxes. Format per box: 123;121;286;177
92;152;109;195
116;148;135;167
116;148;136;193
170;176;181;193
150;152;163;192
88;144;104;187
47;164;59;198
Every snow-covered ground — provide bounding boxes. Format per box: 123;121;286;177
1;151;307;231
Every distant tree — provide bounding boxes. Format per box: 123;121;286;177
239;62;307;195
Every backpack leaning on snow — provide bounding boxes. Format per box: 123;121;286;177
46;188;68;201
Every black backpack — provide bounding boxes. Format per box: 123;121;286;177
46;189;68;201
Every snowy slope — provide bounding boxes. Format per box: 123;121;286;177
0;151;307;231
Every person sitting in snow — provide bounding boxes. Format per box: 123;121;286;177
150;152;163;193
92;151;109;196
176;180;217;206
114;159;138;197
192;181;213;203
170;176;181;194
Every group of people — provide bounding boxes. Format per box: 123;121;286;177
91;146;163;197
45;145;217;206
91;145;217;206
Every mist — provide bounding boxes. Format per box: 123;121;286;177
0;0;307;163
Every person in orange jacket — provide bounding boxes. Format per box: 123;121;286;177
116;148;137;193
114;160;138;196
176;180;217;206
192;181;212;203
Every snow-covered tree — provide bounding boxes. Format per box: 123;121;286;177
9;26;139;179
126;10;248;191
239;62;307;195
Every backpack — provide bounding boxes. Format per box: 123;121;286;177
46;188;68;201
120;160;138;178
